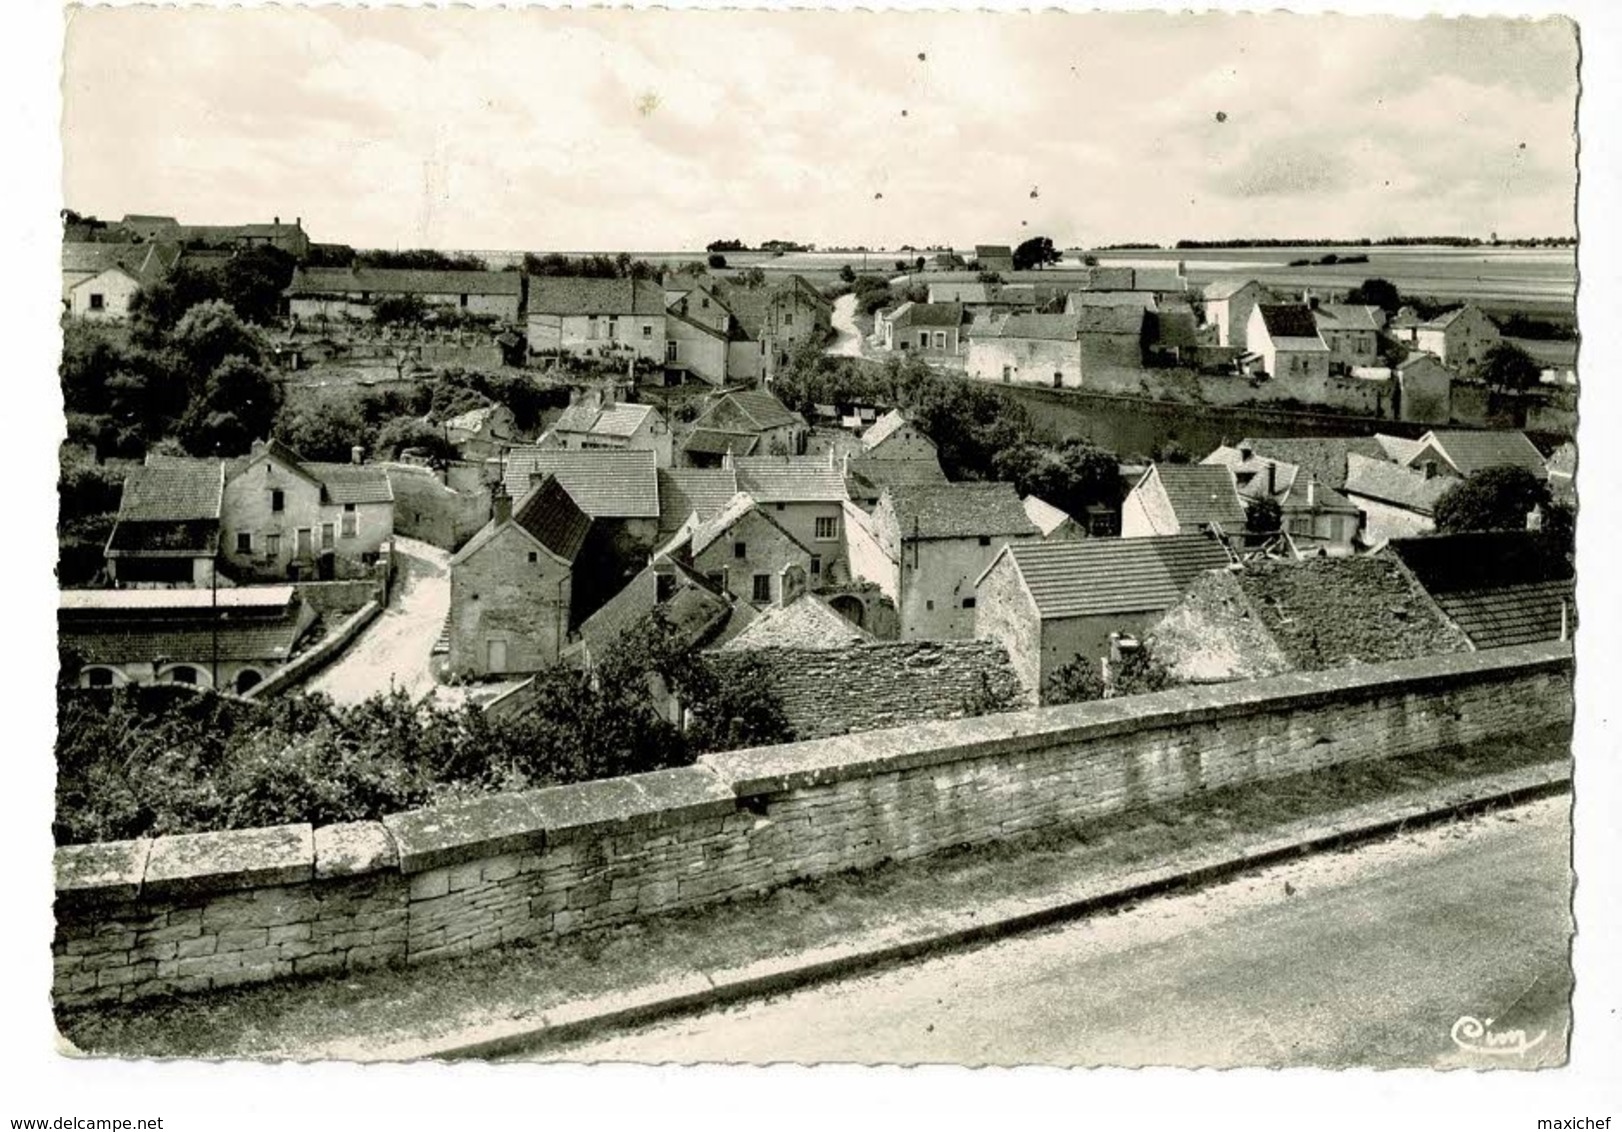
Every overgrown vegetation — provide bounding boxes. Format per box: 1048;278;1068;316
54;611;790;846
1434;465;1572;543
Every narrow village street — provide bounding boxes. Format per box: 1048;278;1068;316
827;292;865;357
302;536;459;708
535;798;1572;1069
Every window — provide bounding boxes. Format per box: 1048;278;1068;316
934;332;947;350
321;523;335;551
784;313;794;327
643;323;653;339
666;340;679;363
588;316;599;340
752;574;772;603
88;293;105;311
810;555;822;576
815;516;838;541
460;294;469;308
1053;372;1064;389
606;318;618;340
236;532;252;554
527;550;539;563
271;489;285;513
734;541;747;559
169;666;199;686
1002;365;1012;384
655;573;676;602
926;600;935;611
775;502;786;512
919;332;930;349
701;297;710;310
978;535;992;547
342;504;357;538
961;597;977;609
265;532;281;556
86;667;115;688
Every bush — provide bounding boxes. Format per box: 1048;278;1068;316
1044;656;1105;705
707;253;728;270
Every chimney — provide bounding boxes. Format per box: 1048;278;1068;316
274;216;280;225
778;563;807;607
1266;460;1276;495
492;487;512;526
722;450;734;470
654;557;677;603
351;444;364;465
1306;478;1317;508
603;384;617;408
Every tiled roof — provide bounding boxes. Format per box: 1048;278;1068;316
975;245;1013;259
1235;437;1386;492
1343;453;1456;514
977;313;1079;341
718;595;873;651
688;493;766;557
997;534;1230;619
860;410;910;451
1203;278;1259;301
528;277;665;316
62;242;177;284
1315;304;1384;333
286;267;520;297
1374;433;1428;464
553;401;656;439
886;482;1035;540
721;389;803;431
59;586;296;612
1148;464;1247;530
502;448;660;518
1278;477;1358;514
59;588;308;665
1067;290;1157;310
658;468;740;530
683;429;759;457
1421;429;1547;478
511;474;591;562
843;455;948;502
1202;446;1299;501
1077;305;1147;335
1419;306;1472;330
734;457;849;503
1384;532;1575;649
1257;304;1326;344
1022;495;1074;536
115;462;224;522
303;463;396;505
894;302;964;329
576;558;742;662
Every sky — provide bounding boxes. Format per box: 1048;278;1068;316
62;8;1579;253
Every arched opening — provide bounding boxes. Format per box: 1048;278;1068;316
83;666;118;688
166;665;200;686
234;669;264;695
828;593;866;629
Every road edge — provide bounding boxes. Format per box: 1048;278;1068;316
412;763;1570;1061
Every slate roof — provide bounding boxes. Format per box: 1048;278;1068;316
885;482;1036;540
682;429;760;458
1420;430;1547;479
1384;532;1575;649
1022;495;1075;536
657;468;741;530
511;475;591;562
991;534;1230;619
1233;437;1386;492
527;277;665;316
718;595;873;651
1145;464;1247;530
734;456;849;503
502;448;660;518
286;267;520;297
1343;453;1457;514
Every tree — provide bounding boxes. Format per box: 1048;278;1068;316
169;300;267;385
1110;646;1171;698
373;293;430;327
355;248;487;272
1082;254;1100;267
1477;341;1542;393
178;355;282;456
273;390;372;463
1245;497;1283;537
1433;466;1551;533
838;264;857;284
707;253;729;270
1043;656;1105;705
374;417;457;465
128;262;226;345
992;439;1119;518
1013;236;1061;271
914;256;926;272
219;246;296;325
1344;277;1402;314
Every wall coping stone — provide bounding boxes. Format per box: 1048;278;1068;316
313;821;398;880
384;792;555;876
54;838;151;908
143;824;314;899
701;642;1573;795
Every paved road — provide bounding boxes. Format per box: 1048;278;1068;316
303;536;461;708
538;798;1572;1069
827;293;864;358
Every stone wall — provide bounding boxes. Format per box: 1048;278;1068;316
54;642;1572;1009
292;579;384;616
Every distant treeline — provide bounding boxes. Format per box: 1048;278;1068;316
706;238;812;254
1171;236;1575;249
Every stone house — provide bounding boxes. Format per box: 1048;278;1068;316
526;277;668;362
1148;556;1471;686
1414;305;1501;371
1393;353;1455;424
1402;428;1548;481
569;554;757;675
59;585;318;695
1200;443;1362;555
1246;303;1331;387
1313;304;1385;372
661;492;816;610
542;391;672;468
974;245;1015;274
964;308;1144;390
882;302;966;357
662;299;731;385
117;214;312;258
1121;463;1247;538
732;454;852;585
714;276;833;380
1341;453;1458;544
1202;279;1265;350
929;281;1044;322
447;476;591;676
684;389;808;463
443;404;519;462
859;410;937;462
285;267;523;323
974;533;1232;703
103;459;226;587
220;441;395;582
842;455;950;511
61;242;179;319
847;481;1039;641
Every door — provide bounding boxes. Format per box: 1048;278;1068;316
487;639;508;673
296;527;314;559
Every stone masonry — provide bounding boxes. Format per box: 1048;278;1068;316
54;642;1573;1009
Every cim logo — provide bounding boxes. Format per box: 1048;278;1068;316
1450;1014;1548;1057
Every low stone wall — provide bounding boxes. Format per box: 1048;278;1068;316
243;602;380;701
54;642;1572;1008
292;579;383;616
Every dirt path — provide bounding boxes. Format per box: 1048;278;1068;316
827;293;865;357
303;536;461;709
